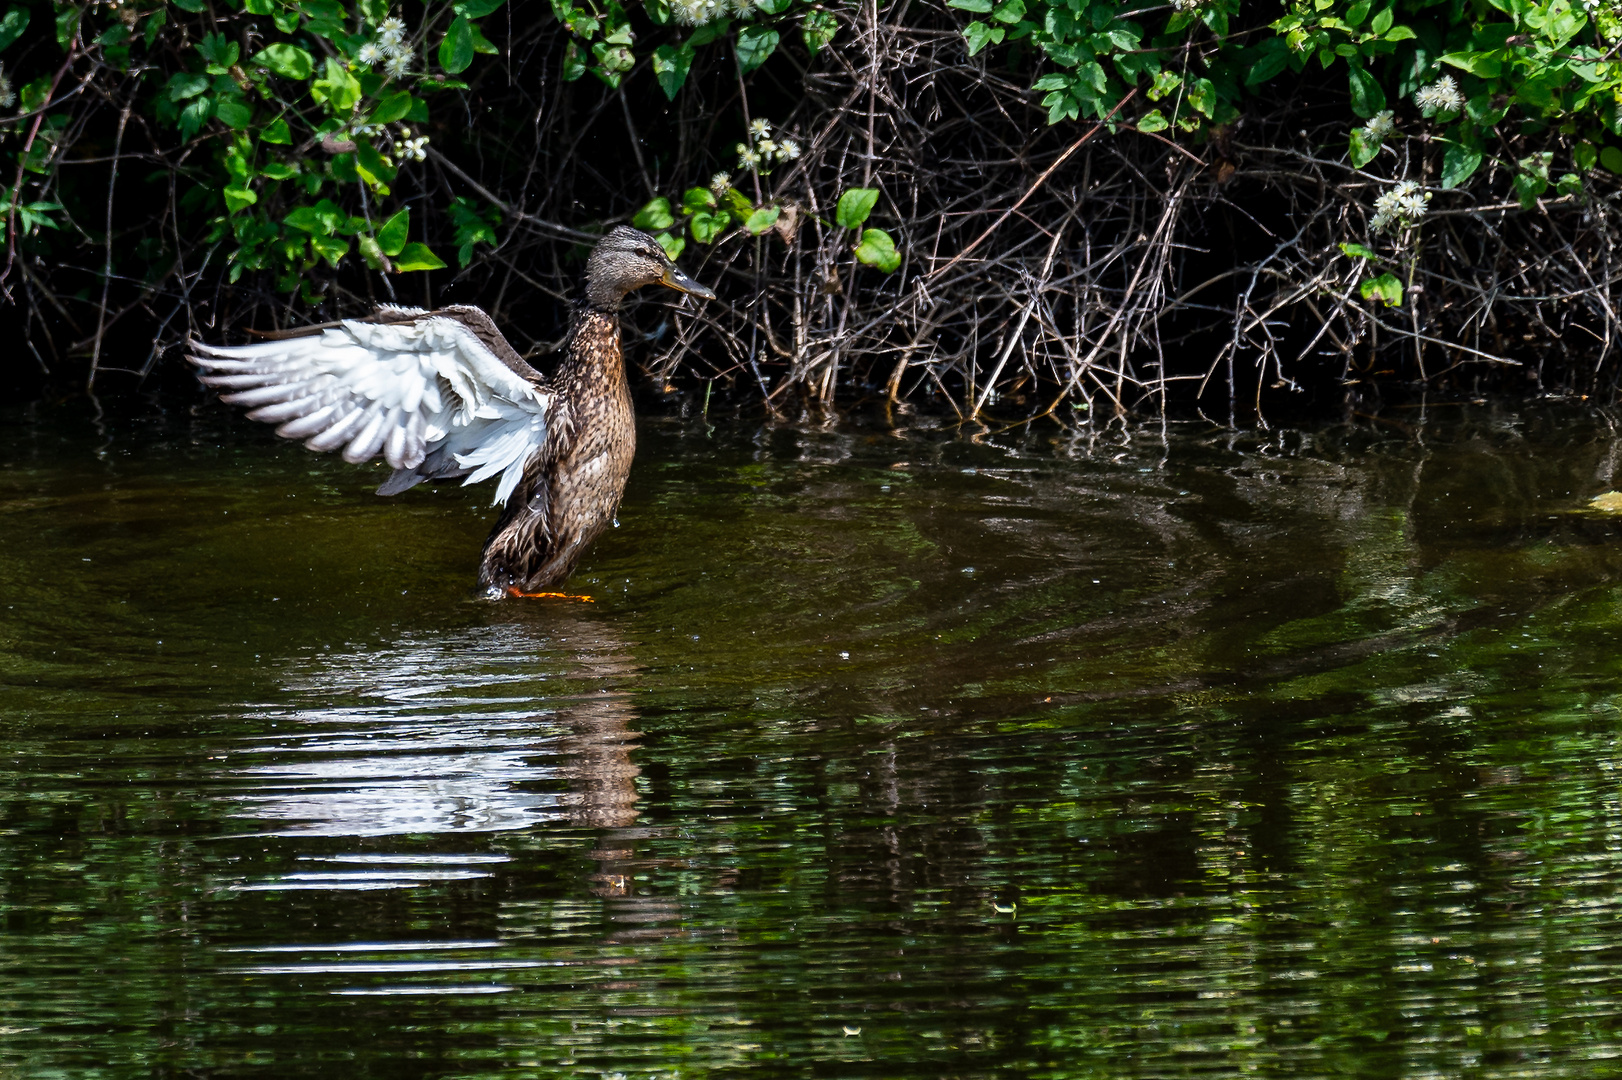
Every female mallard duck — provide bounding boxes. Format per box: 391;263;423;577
189;225;715;598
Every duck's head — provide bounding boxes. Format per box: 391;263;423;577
585;225;716;311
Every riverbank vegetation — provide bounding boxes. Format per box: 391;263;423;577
2;0;1619;418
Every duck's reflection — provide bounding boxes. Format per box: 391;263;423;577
224;614;642;843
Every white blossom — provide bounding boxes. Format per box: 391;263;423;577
1414;75;1464;113
776;137;801;161
356;42;385;66
1361;110;1395;144
749;118;771;139
377;16;407;48
670;0;727;26
393;132;429;162
1370;179;1430;233
710;172;731;194
0;67;15;111
738;146;761;169
384;50;413;79
756;137;777;158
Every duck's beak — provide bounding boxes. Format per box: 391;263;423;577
660;265;717;300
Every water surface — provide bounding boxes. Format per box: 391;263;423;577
4;398;1622;1077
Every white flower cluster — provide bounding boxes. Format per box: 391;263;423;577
357;15;414;78
736;118;800;172
710;171;732;195
0;66;14;111
393;131;429;162
1361;110;1395;144
1170;0;1205;10
671;0;752;26
1370;179;1430;233
1414;75;1463;113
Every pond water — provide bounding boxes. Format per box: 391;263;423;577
5;396;1622;1078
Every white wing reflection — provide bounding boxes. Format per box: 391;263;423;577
221;616;641;839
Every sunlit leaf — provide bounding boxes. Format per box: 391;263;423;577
251;43;314;79
392;241;447;271
854;227;901;272
836;188;879;229
440;15;475;73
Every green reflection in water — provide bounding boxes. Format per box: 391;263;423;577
4;400;1622;1077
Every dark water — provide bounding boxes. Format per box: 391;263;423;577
6;397;1622;1078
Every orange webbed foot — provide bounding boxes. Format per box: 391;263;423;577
505;587;595;602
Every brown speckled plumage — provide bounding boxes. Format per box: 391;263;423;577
477;309;637;593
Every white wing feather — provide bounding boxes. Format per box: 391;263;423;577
190;313;552;507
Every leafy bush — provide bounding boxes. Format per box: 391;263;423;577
951;0;1622;202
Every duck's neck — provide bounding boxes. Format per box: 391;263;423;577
558;306;626;398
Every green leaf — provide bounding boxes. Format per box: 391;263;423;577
948;0;994;10
310;233;350;267
1339;241;1380;258
1187;76;1217;118
392;241;446;271
1556;172;1584;197
1346;63;1385;119
1441;142;1482;187
356;140;397;186
991;0;1025;22
1575;142;1599;171
854;227;901;273
311;57;362;110
259;160;299;180
198;31;239;73
224;185;257;214
682;186;717;212
1136;109;1168;133
1601;146;1622;173
1359;272;1402;305
736;24;779;73
167;72;210;101
1383;23;1415;39
252;44;314;80
171;0;205;10
1369;6;1392;33
359;234;388;270
284;202;344;234
744;206;781;234
802;9;837;54
655;231;685;259
0;6;30;53
216;100;254;128
836;188;880;229
1349;128;1380;167
722;187;754;218
261;116;292;144
377;208;409;255
633;197;676;231
652;43;693;100
1346;0;1370;25
54;5;79;48
689;209;728;244
1439;50;1501;77
963;20;1005;54
470;21;500;56
1245;41;1290;86
453;0;505;15
368;91;414;125
439;15;475;73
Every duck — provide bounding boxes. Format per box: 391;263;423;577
188;225;716;599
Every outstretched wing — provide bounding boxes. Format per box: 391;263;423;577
190;308;554;507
